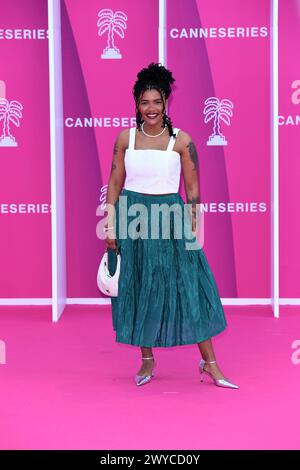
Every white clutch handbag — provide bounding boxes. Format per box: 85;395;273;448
97;248;121;297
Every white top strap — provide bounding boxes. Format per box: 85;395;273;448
128;127;136;150
166;128;180;151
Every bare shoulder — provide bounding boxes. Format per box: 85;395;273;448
175;129;194;154
177;130;193;144
115;128;130;151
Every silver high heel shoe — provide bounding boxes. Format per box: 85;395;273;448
199;359;239;389
135;356;156;387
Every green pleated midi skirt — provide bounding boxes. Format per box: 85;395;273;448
108;188;227;347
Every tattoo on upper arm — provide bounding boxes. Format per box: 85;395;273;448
187;141;198;171
110;143;118;173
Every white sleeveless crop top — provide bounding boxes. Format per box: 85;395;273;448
123;127;181;194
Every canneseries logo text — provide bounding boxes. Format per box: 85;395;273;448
0;28;48;40
0;80;23;147
170;26;268;39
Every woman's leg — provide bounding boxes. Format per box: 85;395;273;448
137;347;155;376
197;338;226;379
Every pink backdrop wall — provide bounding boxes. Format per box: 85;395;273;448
62;0;159;298
168;0;270;298
0;0;51;298
279;0;300;298
0;0;299;303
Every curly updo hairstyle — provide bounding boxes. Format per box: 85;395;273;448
133;62;176;137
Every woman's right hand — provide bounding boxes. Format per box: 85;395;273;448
104;226;118;251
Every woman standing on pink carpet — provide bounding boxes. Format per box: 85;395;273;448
104;63;238;389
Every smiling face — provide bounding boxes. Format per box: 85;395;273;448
137;89;165;127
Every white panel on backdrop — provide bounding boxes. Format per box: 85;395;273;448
270;0;279;317
48;0;67;321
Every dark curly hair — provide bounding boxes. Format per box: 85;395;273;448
133;62;176;137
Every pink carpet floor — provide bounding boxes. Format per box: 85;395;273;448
0;304;299;450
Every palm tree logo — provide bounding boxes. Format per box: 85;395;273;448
0;98;23;147
97;9;128;59
203;97;234;146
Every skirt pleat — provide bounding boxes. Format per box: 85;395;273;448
108;188;227;347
